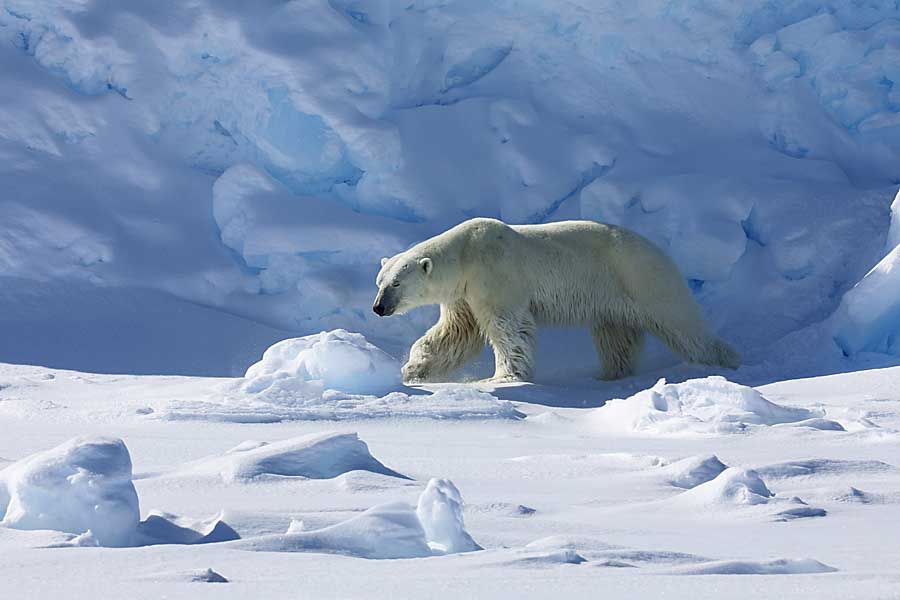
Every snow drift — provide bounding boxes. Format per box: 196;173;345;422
833;241;900;357
242;330;401;397
177;432;407;483
592;376;820;436
674;468;775;507
163;330;519;422
0;436;243;547
235;477;480;559
0;437;139;546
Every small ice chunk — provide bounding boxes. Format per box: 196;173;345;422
286;519;305;534
189;568;228;583
416;478;482;554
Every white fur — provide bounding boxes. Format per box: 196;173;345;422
375;218;739;383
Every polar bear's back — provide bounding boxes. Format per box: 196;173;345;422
487;219;702;328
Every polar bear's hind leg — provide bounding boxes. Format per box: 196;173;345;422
591;321;645;380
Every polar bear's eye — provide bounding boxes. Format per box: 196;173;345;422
391;281;401;287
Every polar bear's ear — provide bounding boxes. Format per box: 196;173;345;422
380;257;389;267
418;257;433;275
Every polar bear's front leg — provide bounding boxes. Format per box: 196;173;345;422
481;310;536;383
402;301;485;383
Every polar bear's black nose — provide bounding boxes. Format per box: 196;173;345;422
373;303;386;316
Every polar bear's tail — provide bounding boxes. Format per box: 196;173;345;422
648;320;741;371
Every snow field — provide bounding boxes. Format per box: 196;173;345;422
0;429;481;559
2;360;900;597
591;376;824;436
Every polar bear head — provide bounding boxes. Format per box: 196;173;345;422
373;253;434;316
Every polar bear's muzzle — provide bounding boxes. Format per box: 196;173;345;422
372;289;397;317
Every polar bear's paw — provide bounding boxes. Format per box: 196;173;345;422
480;374;527;384
401;360;432;384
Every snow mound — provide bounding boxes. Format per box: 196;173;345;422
592;377;819;436
164;386;519;422
773;418;846;431
658;455;729;489
0;437;139;547
416;478;481;554
670;558;837;575
237;502;432;559
161;332;517;421
500;549;588;568
774;507;827;521
674;468;774;506
136;510;239;545
833;243;900;357
755;458;894;480
524;536;617;556
236;478;479;559
243;330;401;396
178;432;407;483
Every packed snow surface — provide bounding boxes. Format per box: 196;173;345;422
592;376;820;435
1;362;899;597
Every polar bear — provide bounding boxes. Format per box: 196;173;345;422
373;218;739;383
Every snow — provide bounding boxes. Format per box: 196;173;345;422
657;455;729;490
4;0;900;597
670;558;837;576
0;0;898;375
164;383;518;423
153;331;520;422
242;330;401;397
237;478;478;559
672;468;775;507
237;502;434;560
1;362;900;597
833;244;900;357
591;376;819;436
175;432;407;483
136;511;239;546
416;478;482;554
0;437;139;547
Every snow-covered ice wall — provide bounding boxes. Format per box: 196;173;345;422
1;0;899;375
